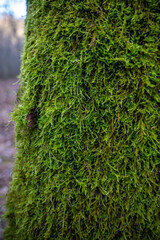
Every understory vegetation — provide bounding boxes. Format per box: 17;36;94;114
5;0;160;239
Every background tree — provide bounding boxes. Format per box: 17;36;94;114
5;0;160;239
0;14;24;79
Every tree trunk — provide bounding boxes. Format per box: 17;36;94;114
5;1;160;239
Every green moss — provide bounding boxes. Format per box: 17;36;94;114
5;1;160;239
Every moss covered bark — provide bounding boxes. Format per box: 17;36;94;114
5;0;160;239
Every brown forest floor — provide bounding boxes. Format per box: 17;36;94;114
0;78;19;240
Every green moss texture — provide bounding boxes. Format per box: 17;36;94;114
5;0;160;239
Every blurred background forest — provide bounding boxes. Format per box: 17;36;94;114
0;14;24;78
0;1;26;239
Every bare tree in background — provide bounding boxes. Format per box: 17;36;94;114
0;14;24;79
0;0;25;79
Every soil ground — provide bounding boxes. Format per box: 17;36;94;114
0;78;19;240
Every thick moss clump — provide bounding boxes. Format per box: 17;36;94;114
5;0;160;239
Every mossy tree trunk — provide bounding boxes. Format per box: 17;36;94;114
5;1;160;239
